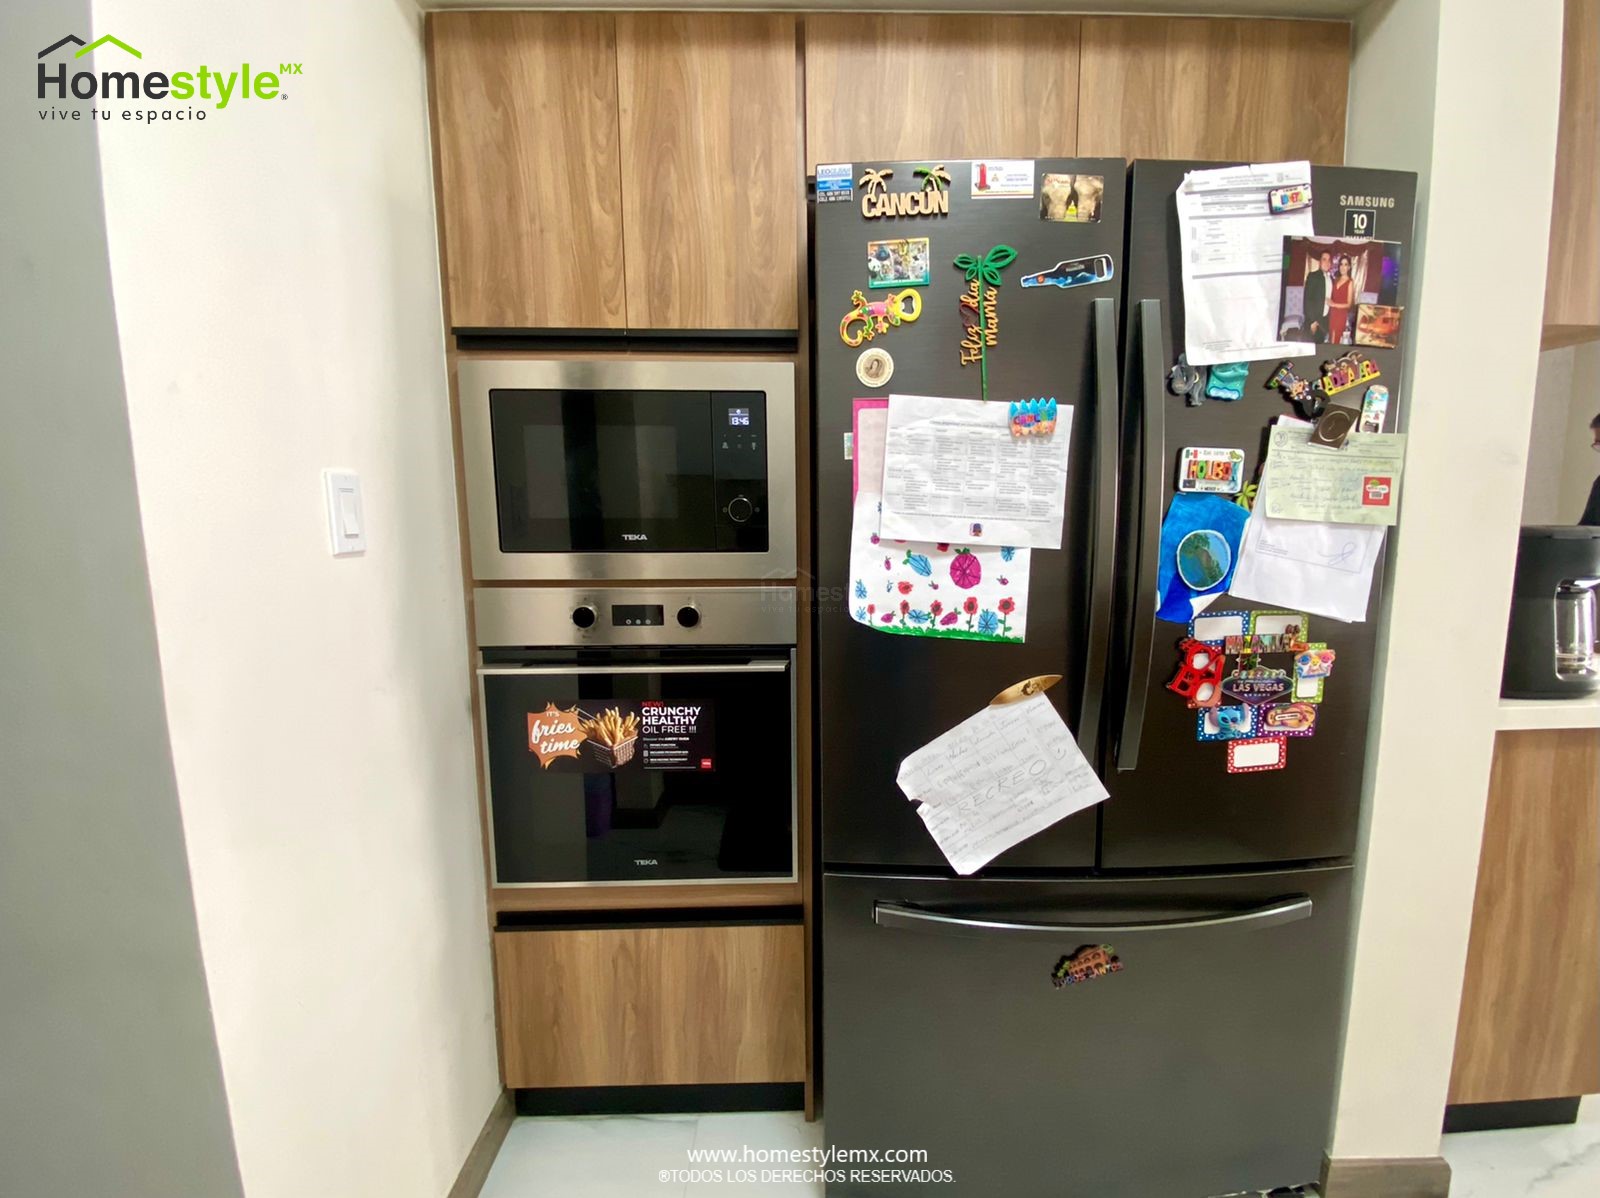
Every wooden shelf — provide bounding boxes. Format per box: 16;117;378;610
492;882;802;915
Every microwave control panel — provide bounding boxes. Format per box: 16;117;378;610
713;392;768;551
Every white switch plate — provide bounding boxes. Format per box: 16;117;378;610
322;469;366;556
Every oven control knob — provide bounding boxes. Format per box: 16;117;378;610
572;605;598;630
727;495;754;524
676;605;701;629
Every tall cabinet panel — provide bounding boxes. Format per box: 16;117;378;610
430;13;627;330
1077;18;1349;163
616;13;800;331
803;15;1081;169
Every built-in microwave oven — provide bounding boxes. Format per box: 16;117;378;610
458;359;796;581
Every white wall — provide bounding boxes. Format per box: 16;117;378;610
1332;0;1563;1162
1558;344;1600;521
90;2;500;1195
1525;347;1578;523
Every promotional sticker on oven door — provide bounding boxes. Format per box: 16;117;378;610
526;700;715;772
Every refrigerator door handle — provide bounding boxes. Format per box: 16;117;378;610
1077;296;1119;759
1114;298;1166;771
874;894;1313;937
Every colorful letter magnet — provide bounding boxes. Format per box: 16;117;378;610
1168;638;1225;706
1178;447;1245;494
1268;184;1313;213
1314;351;1381;401
1010;397;1057;438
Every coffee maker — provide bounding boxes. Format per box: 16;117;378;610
1503;526;1600;698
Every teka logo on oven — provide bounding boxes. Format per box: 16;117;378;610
1362;476;1393;506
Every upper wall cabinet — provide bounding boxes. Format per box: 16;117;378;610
804;15;1082;169
1077;18;1349;164
430;13;626;330
1543;0;1600;346
616;14;800;331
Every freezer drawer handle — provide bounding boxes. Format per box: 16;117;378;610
873;895;1313;937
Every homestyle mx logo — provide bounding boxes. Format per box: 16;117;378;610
36;32;302;123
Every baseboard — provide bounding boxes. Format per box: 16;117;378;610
514;1082;804;1117
447;1089;515;1198
1320;1154;1451;1198
1444;1096;1581;1133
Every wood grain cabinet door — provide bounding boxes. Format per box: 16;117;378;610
616;14;800;331
803;15;1082;169
1077;17;1349;164
429;13;627;330
495;923;806;1089
1543;0;1600;339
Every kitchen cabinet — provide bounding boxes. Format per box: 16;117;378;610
429;13;626;330
1543;0;1600;348
803;15;1082;168
616;13;800;331
1449;729;1600;1105
494;922;806;1088
1077;17;1349;163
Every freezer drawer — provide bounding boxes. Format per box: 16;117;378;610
822;867;1350;1196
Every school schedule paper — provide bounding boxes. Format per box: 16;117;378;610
896;693;1107;876
1177;161;1315;365
878;393;1072;549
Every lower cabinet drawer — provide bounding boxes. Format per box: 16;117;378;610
494;921;805;1088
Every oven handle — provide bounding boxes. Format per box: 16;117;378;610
478;660;791;676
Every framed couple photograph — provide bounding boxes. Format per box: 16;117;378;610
1277;235;1404;348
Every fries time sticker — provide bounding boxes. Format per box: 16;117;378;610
526;699;714;772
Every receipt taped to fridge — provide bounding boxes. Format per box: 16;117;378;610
1260;424;1406;526
896;693;1107;875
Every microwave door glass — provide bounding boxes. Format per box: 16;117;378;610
489;389;717;553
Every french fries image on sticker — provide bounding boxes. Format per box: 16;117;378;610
580;707;639;747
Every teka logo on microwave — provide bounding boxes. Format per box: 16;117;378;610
34;32;303;124
620;533;649;541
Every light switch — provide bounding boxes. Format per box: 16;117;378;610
322;469;366;556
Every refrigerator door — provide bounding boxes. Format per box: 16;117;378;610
815;158;1126;871
1101;161;1416;868
823;865;1350;1197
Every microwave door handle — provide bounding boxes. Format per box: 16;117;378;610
874;895;1313;937
477;660;791;676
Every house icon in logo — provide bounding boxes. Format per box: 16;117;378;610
37;33;141;59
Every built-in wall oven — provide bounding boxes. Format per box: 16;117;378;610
458;359;796;581
476;586;797;888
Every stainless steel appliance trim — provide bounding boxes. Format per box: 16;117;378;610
458;358;797;581
478;648;799;888
473;585;798;648
872;895;1313;937
479;661;790;676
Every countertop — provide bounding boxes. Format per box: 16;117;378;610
1497;693;1600;731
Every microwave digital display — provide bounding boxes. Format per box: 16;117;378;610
728;407;751;427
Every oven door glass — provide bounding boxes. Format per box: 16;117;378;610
479;654;795;885
489;389;715;553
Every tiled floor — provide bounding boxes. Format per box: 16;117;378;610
480;1099;1600;1196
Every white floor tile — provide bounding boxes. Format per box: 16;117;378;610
1443;1114;1600;1198
683;1113;826;1198
480;1113;699;1198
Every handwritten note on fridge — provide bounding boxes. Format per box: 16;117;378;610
1260;423;1406;526
878;393;1072;549
895;693;1107;875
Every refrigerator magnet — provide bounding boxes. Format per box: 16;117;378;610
1309;401;1361;450
1292;644;1336;703
1204;360;1250;402
1221;665;1292;706
1261;702;1318;738
1051;943;1123;988
1166;639;1225;703
858;167;951;219
866;237;931;289
1227;736;1289;773
1268;360;1321;418
839;288;922;348
1168;354;1207;407
1190;610;1249;646
1009;397;1057;438
1176;529;1231;591
1018;254;1115;291
1198;704;1256;742
1040;173;1103;222
1248;611;1312;653
1360;384;1390;433
856;347;894;388
1178;447;1245;494
1315;350;1382;402
970;159;1034;199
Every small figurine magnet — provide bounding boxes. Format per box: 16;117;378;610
1205;360;1250;402
1168;354;1207;407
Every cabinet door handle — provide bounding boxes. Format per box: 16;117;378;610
874;895;1313;937
478;660;790;676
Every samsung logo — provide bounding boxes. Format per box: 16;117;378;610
620;533;649;542
1340;194;1396;208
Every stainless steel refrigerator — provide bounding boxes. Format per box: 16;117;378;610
814;158;1416;1196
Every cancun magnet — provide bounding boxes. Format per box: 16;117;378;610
858;167;951;219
